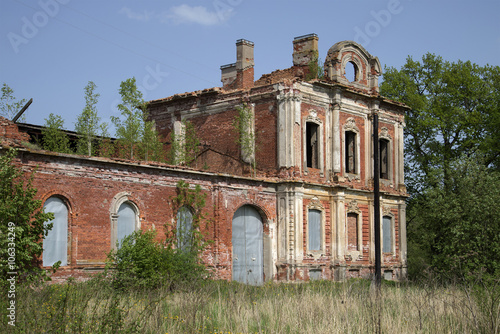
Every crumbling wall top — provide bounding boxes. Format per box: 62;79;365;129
324;40;382;94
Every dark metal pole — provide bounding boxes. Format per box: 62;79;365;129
373;112;381;287
12;98;33;123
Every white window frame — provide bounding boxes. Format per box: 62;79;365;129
382;214;395;255
343;117;360;177
306;199;325;258
346;200;363;261
110;192;140;250
303;114;324;175
379;127;393;182
43;196;70;267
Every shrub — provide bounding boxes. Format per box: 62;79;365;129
0;148;55;285
106;229;207;290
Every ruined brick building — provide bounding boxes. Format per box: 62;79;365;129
1;34;408;284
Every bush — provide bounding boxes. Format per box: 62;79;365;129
0;148;55;285
106;229;207;290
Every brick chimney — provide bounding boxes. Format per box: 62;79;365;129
293;34;319;78
221;39;254;89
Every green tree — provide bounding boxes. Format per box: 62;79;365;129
141;119;164;162
41;113;71;153
381;54;500;195
408;156;500;279
111;78;147;160
0;83;26;121
306;50;324;81
97;122;115;158
381;54;500;279
0;148;55;283
75;81;101;156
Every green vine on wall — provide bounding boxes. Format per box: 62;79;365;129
166;180;211;256
233;103;256;175
306;50;324;81
169;120;200;167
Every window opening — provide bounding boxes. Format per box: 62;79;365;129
306;122;319;169
345;61;357;82
308;209;321;251
117;202;136;248
177;206;193;252
345;131;356;173
382;216;392;253
380;139;389;179
347;212;359;251
43;197;68;266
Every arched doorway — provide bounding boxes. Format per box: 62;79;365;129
232;205;263;285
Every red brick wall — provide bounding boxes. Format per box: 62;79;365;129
14;152;277;280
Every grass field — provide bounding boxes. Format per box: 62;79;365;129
2;277;499;333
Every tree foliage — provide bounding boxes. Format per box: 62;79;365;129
41;113;72;154
381;54;500;279
106;180;211;290
141;119;164;162
75;81;101;156
111;78;145;160
381;54;500;194
408;157;500;279
111;78;163;161
0;148;55;283
168;180;210;256
0;83;26;121
305;50;324;81
106;229;207;290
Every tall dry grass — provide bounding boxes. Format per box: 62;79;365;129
2;277;499;333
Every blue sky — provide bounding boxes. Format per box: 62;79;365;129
1;0;499;134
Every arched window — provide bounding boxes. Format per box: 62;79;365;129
345;61;357;82
43;197;68;266
177;206;193;252
116;202;137;248
110;193;140;250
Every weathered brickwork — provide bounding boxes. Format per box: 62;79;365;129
1;36;409;283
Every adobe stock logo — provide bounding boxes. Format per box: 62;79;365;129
7;0;70;54
353;0;407;47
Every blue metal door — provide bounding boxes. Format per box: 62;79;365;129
232;205;263;285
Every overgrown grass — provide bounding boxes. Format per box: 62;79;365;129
2;277;499;333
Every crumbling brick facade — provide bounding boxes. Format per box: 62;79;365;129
1;35;409;283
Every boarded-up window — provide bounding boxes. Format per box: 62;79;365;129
117;202;136;248
177;206;193;252
347;212;358;251
345;131;356;173
308;209;321;251
380;139;389;179
43;197;68;267
306;122;319;169
383;216;392;253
